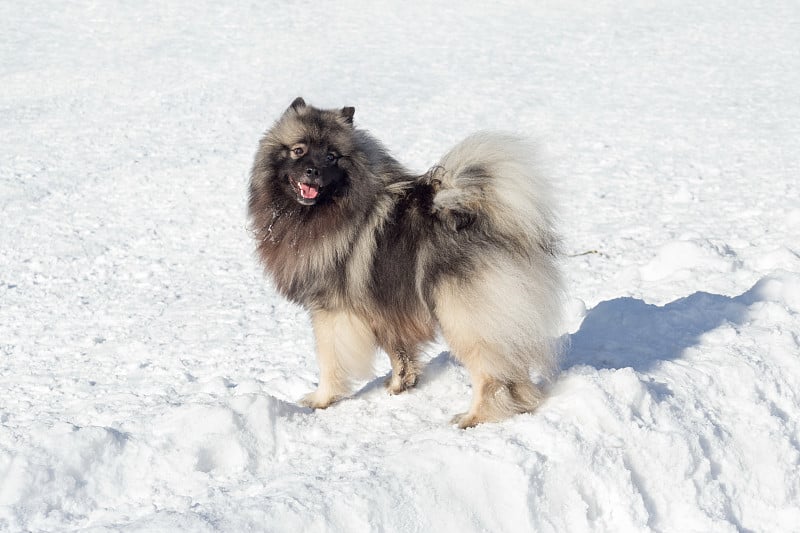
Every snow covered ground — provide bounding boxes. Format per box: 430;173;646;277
2;0;799;531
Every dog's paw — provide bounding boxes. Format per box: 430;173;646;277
384;372;418;395
450;412;481;429
298;390;338;409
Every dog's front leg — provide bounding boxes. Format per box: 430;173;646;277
385;345;422;395
299;309;376;409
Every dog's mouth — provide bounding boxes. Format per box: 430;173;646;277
289;177;323;205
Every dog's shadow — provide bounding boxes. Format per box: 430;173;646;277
562;280;771;372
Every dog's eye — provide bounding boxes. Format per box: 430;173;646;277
325;153;337;163
290;144;307;158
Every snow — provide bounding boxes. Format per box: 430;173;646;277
1;0;799;531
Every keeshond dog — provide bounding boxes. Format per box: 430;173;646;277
248;97;564;428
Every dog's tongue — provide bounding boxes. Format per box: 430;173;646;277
299;183;319;199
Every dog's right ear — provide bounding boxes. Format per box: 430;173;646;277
289;97;307;112
341;106;355;124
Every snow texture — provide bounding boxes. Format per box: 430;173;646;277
2;1;800;531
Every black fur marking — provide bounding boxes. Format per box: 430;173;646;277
369;185;433;309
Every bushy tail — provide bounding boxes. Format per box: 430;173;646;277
429;132;560;256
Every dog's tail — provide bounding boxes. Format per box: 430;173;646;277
428;132;560;256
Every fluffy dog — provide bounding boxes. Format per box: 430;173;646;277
248;97;564;428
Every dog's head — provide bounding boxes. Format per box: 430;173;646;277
254;97;358;207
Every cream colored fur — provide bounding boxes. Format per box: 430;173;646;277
300;309;377;409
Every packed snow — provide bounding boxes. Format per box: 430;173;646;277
2;0;799;531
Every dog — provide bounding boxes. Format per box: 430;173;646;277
248;97;564;427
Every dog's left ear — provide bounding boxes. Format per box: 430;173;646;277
341;106;355;124
289;97;307;112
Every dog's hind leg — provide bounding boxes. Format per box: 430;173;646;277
299;309;376;409
384;345;422;395
447;344;545;429
449;365;546;429
434;269;554;428
428;242;563;428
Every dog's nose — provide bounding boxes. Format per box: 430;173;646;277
305;167;320;178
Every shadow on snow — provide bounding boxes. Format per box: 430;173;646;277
563;279;772;372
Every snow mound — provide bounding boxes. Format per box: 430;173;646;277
0;394;301;531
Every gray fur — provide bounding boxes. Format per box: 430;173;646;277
248;99;565;427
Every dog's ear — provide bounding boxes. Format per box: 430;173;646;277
341;106;355;124
289;97;307;112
